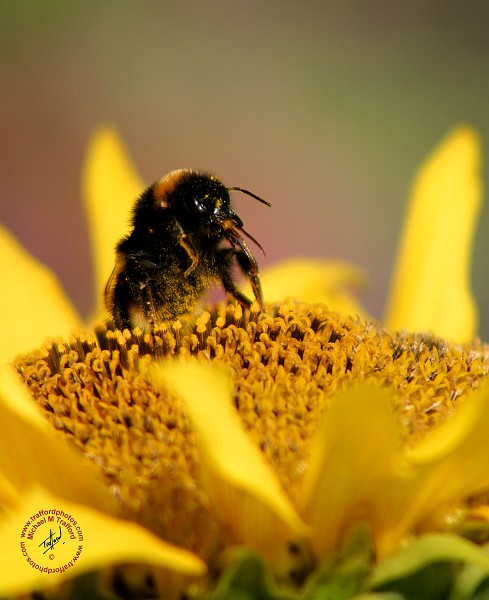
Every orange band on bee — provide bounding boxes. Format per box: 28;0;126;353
152;169;192;205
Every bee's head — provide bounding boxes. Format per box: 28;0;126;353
181;171;236;228
148;169;270;257
150;169;236;235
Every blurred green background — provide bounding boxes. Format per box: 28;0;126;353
2;1;489;339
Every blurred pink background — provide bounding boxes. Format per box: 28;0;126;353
2;2;489;338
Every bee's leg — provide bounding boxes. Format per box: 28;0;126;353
110;275;144;331
113;255;161;332
130;281;159;333
236;250;266;311
110;280;132;330
217;248;266;312
174;220;199;276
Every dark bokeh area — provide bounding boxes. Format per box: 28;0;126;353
2;1;489;338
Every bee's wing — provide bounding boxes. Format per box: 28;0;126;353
104;266;118;311
104;252;126;312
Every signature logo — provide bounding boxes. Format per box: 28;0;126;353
39;526;62;554
19;509;84;574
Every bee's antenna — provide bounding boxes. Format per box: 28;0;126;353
228;186;271;207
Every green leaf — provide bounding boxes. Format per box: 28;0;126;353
448;541;489;600
63;571;121;600
370;533;489;589
471;577;489;600
350;594;404;600
375;561;457;600
209;550;297;600
301;526;374;600
449;563;489;600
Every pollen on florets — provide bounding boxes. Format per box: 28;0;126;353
14;300;489;561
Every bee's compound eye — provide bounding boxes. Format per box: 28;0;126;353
193;197;207;214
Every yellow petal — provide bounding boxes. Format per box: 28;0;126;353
363;385;489;558
153;360;308;559
299;382;403;559
244;258;368;318
299;381;489;561
82;127;144;322
384;126;482;342
0;364;109;512
0;225;80;365
0;486;206;597
405;384;489;521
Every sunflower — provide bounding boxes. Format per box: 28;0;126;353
2;126;489;599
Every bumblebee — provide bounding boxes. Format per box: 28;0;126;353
105;169;270;331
